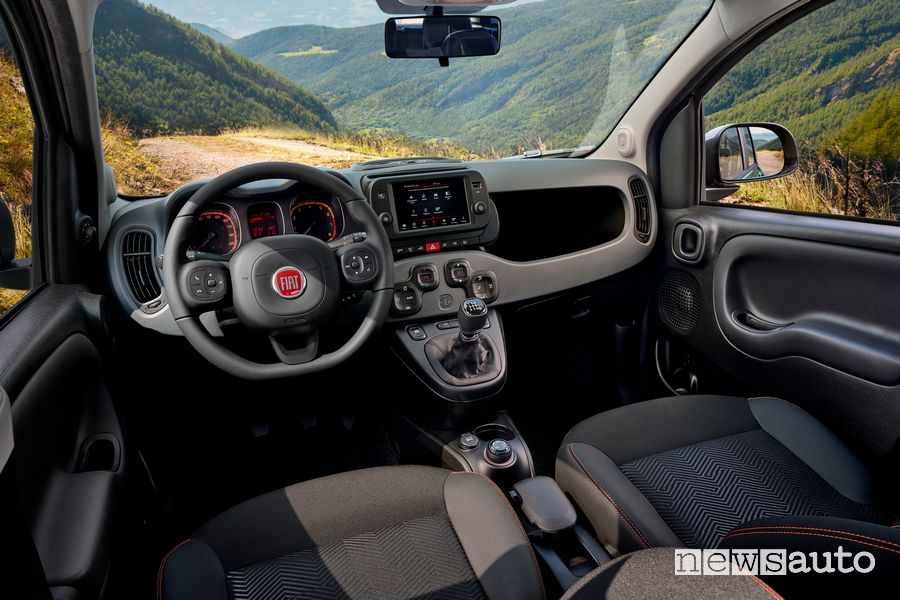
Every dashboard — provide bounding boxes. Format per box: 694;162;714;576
105;158;658;336
187;187;345;256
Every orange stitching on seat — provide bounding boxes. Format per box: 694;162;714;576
157;539;193;600
450;471;547;600
749;574;783;599
747;396;797;408
566;443;652;549
723;531;900;556
724;525;900;550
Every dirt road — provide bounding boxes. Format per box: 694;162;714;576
139;134;380;186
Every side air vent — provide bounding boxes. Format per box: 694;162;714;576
629;178;651;242
121;230;161;304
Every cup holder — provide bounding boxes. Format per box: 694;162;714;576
473;423;515;442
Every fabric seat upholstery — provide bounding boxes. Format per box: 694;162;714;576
159;466;545;600
556;395;892;553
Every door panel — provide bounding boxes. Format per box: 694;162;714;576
715;235;900;386
0;286;122;598
656;205;900;465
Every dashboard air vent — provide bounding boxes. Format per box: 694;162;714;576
121;230;161;304
629;178;651;242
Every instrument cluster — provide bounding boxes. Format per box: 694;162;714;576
188;192;344;256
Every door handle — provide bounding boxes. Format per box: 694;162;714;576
732;310;790;332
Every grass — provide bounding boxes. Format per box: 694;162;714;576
723;148;899;221
102;118;187;196
278;46;338;58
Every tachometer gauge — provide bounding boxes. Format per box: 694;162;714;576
291;200;338;242
189;206;240;255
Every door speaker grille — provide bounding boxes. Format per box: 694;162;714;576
659;269;701;334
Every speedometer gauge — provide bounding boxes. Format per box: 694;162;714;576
189;207;240;255
291;201;338;242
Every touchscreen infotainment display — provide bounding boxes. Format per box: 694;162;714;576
392;178;471;232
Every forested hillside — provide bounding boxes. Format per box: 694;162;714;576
705;0;898;159
233;0;897;160
94;0;336;135
232;0;713;154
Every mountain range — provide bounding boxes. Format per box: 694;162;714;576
228;0;898;157
189;23;233;46
92;0;897;161
231;0;715;154
94;0;336;136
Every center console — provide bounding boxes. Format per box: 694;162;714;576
365;168;507;405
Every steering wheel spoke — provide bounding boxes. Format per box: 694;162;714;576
180;259;233;313
269;330;319;366
335;240;381;290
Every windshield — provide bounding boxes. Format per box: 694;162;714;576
94;0;713;196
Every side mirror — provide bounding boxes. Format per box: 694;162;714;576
385;16;501;63
705;123;798;187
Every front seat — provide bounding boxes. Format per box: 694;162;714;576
556;395;893;553
158;466;545;600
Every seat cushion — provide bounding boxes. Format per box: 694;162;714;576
556;395;891;553
561;547;782;600
718;515;900;597
158;466;545;600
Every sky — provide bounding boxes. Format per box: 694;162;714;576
146;0;544;38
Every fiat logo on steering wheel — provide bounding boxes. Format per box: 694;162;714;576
272;266;306;299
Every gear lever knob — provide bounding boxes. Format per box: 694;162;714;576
457;298;489;338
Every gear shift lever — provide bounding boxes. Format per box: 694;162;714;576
430;297;495;380
458;298;489;340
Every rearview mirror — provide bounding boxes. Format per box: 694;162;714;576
705;123;799;185
385;16;501;60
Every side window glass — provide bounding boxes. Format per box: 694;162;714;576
704;0;898;221
0;26;36;316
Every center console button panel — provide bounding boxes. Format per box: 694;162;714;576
445;259;471;287
470;272;498;303
406;325;427;341
392;284;422;315
412;264;439;291
393;237;481;258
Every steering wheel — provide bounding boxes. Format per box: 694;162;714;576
163;162;394;379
